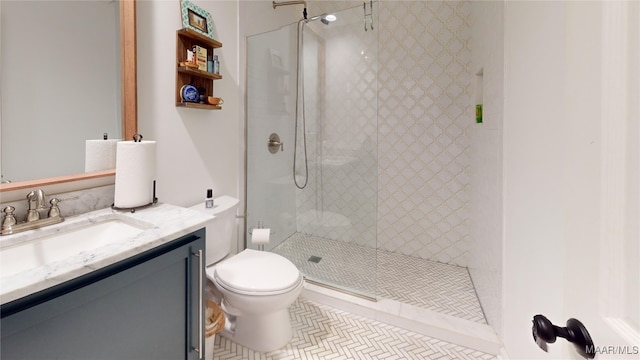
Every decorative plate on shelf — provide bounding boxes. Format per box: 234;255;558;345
180;84;199;102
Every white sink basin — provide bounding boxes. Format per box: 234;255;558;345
0;217;151;279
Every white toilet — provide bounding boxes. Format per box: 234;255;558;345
189;196;304;352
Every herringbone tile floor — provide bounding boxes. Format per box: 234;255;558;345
272;233;486;323
213;297;495;359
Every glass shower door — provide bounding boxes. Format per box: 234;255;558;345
246;3;378;299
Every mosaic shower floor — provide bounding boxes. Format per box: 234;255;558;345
272;233;486;324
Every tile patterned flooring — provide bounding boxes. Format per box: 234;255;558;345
213;233;493;359
272;233;486;323
213;297;495;360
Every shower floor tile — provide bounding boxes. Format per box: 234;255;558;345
273;233;486;324
213;297;495;360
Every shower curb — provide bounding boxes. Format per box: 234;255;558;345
301;281;502;355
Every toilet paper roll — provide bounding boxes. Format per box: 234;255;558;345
251;228;271;245
85;139;120;172
114;140;157;208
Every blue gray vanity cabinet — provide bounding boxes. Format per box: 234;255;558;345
0;229;206;360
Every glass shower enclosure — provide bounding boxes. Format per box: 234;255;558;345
246;4;378;299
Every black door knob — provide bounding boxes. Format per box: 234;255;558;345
532;314;595;359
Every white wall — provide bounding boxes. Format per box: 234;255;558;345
502;1;568;358
468;0;504;337
137;0;241;208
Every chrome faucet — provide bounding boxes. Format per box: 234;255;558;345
1;190;64;235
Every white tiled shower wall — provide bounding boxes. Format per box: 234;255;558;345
295;5;378;248
307;1;473;266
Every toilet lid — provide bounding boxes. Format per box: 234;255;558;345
214;249;301;294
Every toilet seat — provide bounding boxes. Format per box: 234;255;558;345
210;249;302;296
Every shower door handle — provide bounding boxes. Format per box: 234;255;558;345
268;133;284;153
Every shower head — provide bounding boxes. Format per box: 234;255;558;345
306;13;336;25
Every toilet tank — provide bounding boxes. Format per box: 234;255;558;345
189;195;240;266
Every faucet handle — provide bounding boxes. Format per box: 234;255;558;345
2;206;17;230
48;198;62;219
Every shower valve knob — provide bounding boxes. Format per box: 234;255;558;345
268;133;283;154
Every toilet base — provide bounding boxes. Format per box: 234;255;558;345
220;308;293;352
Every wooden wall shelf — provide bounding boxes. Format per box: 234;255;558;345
175;29;223;109
177;66;222;80
176;103;222;110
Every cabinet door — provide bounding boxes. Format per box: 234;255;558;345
1;231;205;360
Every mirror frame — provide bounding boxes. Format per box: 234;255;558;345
0;0;137;193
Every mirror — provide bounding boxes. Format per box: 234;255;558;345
0;0;137;192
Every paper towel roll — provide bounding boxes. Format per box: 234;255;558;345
251;228;271;245
114;140;157;208
85;139;120;172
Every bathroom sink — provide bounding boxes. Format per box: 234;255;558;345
0;217;151;279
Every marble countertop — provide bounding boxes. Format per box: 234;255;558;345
0;203;214;305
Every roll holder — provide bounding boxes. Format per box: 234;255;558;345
111;180;158;213
248;221;275;251
111;134;158;213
